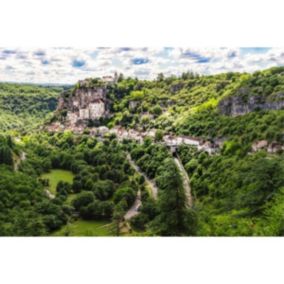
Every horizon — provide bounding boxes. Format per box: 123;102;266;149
1;47;284;84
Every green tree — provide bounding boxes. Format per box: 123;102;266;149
151;158;196;236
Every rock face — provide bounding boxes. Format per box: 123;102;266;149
218;92;284;116
56;79;110;126
252;140;284;153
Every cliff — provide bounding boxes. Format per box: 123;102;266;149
218;92;284;116
56;78;111;127
218;67;284;116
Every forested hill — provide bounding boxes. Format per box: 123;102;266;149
52;66;284;150
0;67;284;236
106;67;284;144
0;83;65;133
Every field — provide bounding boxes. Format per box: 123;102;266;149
41;169;74;194
53;220;113;236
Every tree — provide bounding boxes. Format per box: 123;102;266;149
56;181;72;196
151;158;196;236
113;187;136;208
0;145;13;165
93;180;115;201
157;73;164;81
72;191;95;211
80;200;113;220
130;213;149;231
112;201;126;236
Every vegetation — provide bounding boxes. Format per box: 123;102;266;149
53;220;112;236
177;145;284;236
0;131;146;236
0;83;63;133
1;66;284;236
41;169;74;195
105;68;284;146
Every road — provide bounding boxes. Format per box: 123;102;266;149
45;189;55;199
174;157;193;208
124;189;142;220
126;154;158;200
14;151;26;171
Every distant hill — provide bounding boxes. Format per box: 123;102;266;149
0;83;65;133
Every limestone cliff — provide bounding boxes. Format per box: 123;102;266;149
218;91;284;116
56;78;111;126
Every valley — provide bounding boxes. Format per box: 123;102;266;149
0;66;284;236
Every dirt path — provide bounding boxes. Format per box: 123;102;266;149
174;157;193;208
126;154;158;200
124;189;142;220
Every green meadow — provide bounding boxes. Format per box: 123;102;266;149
53;220;113;236
41;169;74;194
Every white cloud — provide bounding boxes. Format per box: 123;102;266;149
0;47;283;84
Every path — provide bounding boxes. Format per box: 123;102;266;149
174;156;193;208
45;189;55;199
14;151;26;171
124;189;142;220
126;154;158;200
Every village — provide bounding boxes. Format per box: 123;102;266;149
47;121;223;154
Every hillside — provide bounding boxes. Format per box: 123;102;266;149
0;67;284;236
0;83;64;133
52;67;284;148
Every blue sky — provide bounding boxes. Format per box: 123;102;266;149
1;47;284;84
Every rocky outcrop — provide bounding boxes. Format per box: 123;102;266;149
56;78;110;127
218;92;284;116
251;140;284;153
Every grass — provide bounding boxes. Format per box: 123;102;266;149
66;193;77;205
41;169;74;194
53;220;113;236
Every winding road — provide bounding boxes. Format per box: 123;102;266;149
126;154;158;200
124;189;142;220
174;156;193;208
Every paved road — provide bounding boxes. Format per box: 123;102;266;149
126;154;158;200
174;157;193;208
124;189;142;220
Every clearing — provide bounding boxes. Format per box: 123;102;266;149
41;169;74;195
53;220;113;236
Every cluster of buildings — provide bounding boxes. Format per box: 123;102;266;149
88;126;221;154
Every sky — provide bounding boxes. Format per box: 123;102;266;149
1;47;284;84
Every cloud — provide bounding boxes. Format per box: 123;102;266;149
33;50;46;57
0;47;283;84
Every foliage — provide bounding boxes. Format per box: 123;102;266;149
0;83;63;133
